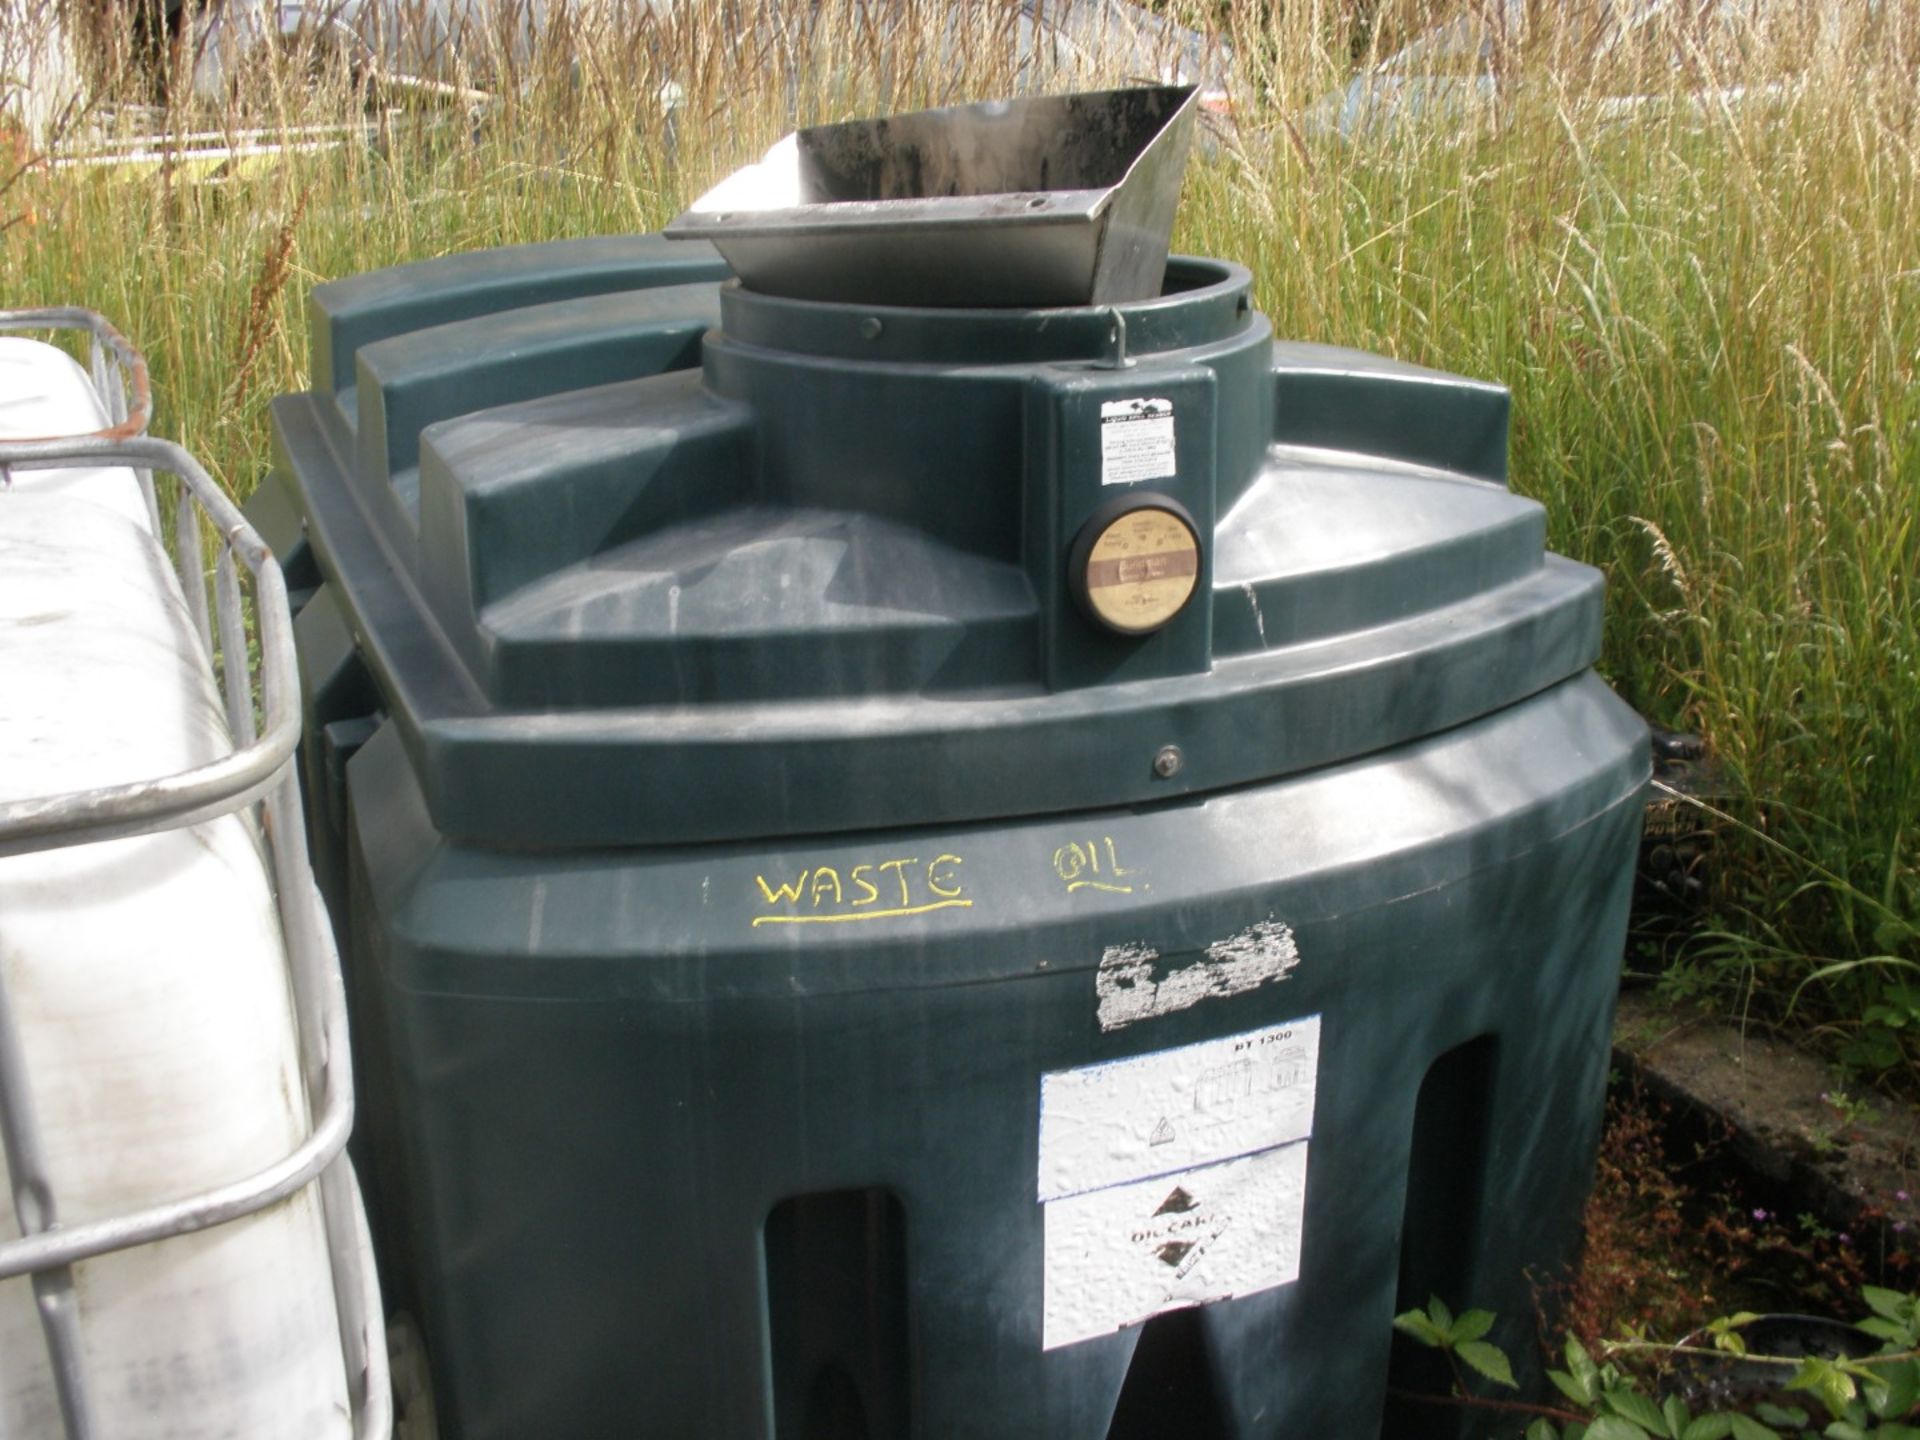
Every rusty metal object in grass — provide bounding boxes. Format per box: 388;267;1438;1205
0;308;150;442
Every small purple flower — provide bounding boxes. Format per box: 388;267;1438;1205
1896;1220;1909;1234
1839;1233;1853;1245
1752;1208;1769;1222
1899;1189;1911;1203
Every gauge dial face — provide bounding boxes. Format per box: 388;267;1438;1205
1076;503;1201;635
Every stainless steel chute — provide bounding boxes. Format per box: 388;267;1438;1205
666;85;1200;308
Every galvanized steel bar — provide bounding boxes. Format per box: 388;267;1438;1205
264;768;387;1436
0;308;152;441
0;982;354;1279
0;947;96;1440
29;1273;94;1440
0;439;298;857
175;483;215;659
0;430;390;1439
216;543;257;746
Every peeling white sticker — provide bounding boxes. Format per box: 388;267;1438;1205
1100;398;1176;485
1038;1018;1321;1349
1095;921;1301;1033
1042;1145;1309;1350
1040;1016;1319;1200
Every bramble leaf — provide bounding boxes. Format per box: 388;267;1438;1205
1605;1388;1671;1436
1864;1288;1915;1324
1726;1415;1780;1440
1392;1309;1447;1348
1859;1317;1911;1344
1451;1308;1496;1344
1868;1355;1920;1418
1566;1336;1601;1401
1585;1416;1653;1440
1680;1417;1735;1440
1708;1313;1761;1356
1787;1357;1856;1420
1455;1339;1516;1389
1553;1369;1595;1407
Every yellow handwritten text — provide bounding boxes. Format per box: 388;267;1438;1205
1051;835;1142;895
752;854;970;926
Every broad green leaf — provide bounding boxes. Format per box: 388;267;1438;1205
1553;1370;1595;1407
1727;1415;1781;1440
1451;1308;1496;1344
1392;1310;1446;1348
1566;1336;1601;1402
1857;1373;1890;1420
1662;1395;1690;1438
1868;1356;1920;1418
1428;1295;1454;1333
1838;1359;1880;1386
1680;1417;1735;1440
1706;1314;1759;1357
1786;1357;1856;1420
1863;1288;1914;1323
1585;1417;1653;1440
1605;1388;1672;1436
1715;1333;1748;1357
1455;1339;1517;1389
1821;1422;1870;1440
1860;1317;1912;1344
1753;1400;1808;1426
1526;1421;1559;1440
1873;1425;1920;1439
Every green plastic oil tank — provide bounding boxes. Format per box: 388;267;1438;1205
252;87;1648;1440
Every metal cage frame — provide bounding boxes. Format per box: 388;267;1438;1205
0;309;391;1440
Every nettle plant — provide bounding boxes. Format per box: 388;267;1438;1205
1394;1289;1920;1439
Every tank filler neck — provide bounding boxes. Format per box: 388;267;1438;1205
708;256;1257;368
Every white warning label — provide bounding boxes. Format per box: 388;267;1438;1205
1100;398;1177;485
1037;1017;1320;1350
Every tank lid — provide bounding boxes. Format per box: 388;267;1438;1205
663;84;1199;308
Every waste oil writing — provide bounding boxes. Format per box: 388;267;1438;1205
752;854;968;926
1051;835;1143;896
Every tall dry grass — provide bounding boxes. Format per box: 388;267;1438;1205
1184;0;1920;1061
2;0;1916;1065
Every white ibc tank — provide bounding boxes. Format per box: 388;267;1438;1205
0;338;153;531
0;342;352;1436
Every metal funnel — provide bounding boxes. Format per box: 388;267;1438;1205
665;85;1200;309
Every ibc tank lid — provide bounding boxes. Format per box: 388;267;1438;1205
664;84;1200;308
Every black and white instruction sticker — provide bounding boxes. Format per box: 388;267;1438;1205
1037;1016;1320;1350
1100;398;1177;485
